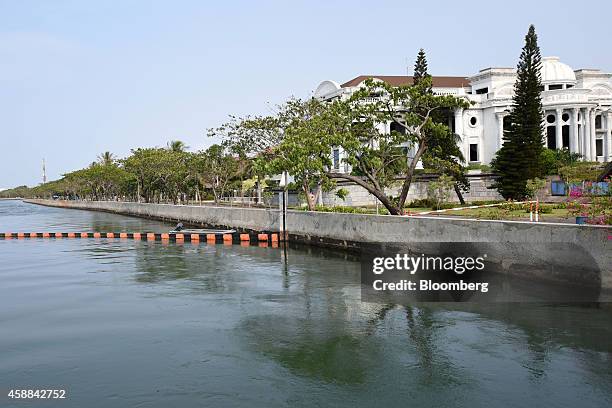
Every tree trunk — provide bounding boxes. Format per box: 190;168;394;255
327;172;401;215
397;142;427;213
303;181;316;211
454;183;466;205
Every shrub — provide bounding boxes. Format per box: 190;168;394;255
407;198;434;208
426;175;455;210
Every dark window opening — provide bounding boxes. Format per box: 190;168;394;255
596;139;603;157
546;114;556;124
390;121;406;135
470;117;477;126
503;116;512;131
566;84;574;89
469;144;478;162
475;87;488;94
562;126;570;149
595;115;602;129
548;84;563;90
562;113;570;122
546;126;556;149
332;149;340;170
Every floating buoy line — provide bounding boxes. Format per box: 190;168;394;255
0;232;281;247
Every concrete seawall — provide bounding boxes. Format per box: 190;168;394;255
24;199;612;292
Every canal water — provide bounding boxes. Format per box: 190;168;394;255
0;200;611;407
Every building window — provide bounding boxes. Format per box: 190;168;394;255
566;84;574;89
562;113;570;122
548;84;563;90
503;116;512;131
546;126;556;149
475;87;488;94
469;144;478;162
595;115;602;129
390;121;406;135
469;116;477;126
596;139;603;157
546;114;556;124
562;125;570;149
332;149;340;170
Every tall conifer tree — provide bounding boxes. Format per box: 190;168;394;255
492;25;544;199
413;48;431;93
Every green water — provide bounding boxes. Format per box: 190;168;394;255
0;200;611;407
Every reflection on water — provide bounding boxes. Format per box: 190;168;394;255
0;200;611;408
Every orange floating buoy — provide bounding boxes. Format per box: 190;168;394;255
206;234;216;242
240;233;250;241
223;234;233;242
258;233;268;242
120;232;128;239
146;233;155;241
161;233;170;240
133;233;141;240
106;232;115;238
67;232;76;238
190;234;200;241
42;232;50;238
81;232;88;238
93;232;101;238
175;233;184;241
55;232;62;238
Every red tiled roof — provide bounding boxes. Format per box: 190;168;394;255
340;75;471;88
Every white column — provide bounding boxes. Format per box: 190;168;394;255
591;111;598;161
455;108;467;163
583;108;591;160
571;108;579;154
495;112;505;150
555;108;563;150
604;111;612;161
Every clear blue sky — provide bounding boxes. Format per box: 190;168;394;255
1;0;611;188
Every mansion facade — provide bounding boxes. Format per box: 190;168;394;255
314;56;612;167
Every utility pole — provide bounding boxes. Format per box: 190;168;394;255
278;171;288;242
42;158;47;184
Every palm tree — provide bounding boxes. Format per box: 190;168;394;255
97;151;115;165
167;140;188;152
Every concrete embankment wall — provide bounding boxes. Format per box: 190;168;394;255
24;199;612;291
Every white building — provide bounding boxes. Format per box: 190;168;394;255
314;56;612;165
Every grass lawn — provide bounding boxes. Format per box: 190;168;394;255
426;207;574;222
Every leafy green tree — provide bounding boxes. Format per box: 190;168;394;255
330;51;469;214
263;98;340;210
198;144;238;203
492;25;545;199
